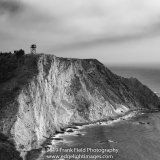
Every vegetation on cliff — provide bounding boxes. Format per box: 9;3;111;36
0;133;22;160
0;54;39;134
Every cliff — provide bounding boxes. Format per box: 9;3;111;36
0;53;159;157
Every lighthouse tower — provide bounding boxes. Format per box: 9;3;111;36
30;44;36;54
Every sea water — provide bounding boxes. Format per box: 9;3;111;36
42;112;160;160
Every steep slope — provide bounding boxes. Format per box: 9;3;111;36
0;53;159;154
121;77;159;109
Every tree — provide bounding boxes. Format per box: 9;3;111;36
14;49;25;67
14;49;25;57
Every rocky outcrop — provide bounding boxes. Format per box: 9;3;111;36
0;54;159;154
0;133;22;160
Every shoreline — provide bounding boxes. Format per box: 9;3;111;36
25;108;160;160
72;109;141;128
41;110;139;152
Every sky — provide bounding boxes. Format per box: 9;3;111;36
0;0;160;66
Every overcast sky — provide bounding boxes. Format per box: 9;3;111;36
0;0;160;66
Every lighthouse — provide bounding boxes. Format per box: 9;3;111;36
30;44;36;54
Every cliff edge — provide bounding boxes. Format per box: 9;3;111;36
0;53;159;156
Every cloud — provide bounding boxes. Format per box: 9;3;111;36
23;0;160;49
0;0;23;15
1;0;160;53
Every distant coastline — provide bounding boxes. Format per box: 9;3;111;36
109;66;160;94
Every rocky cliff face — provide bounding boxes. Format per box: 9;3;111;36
0;54;159;155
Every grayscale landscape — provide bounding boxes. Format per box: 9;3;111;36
0;0;160;160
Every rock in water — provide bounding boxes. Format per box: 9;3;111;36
0;53;159;156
